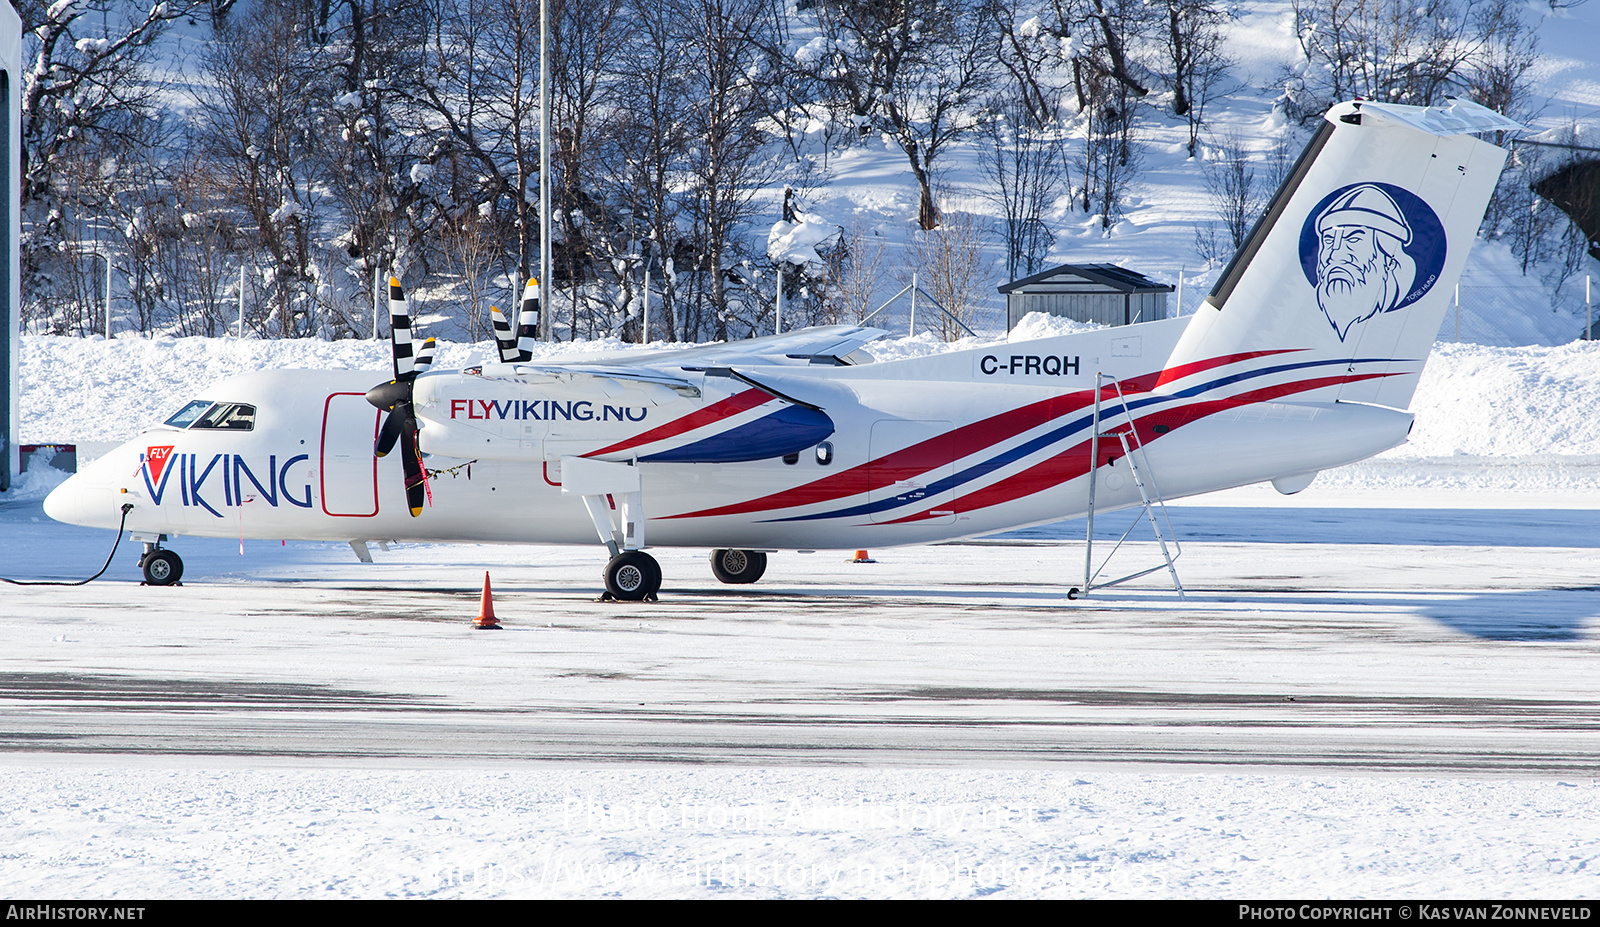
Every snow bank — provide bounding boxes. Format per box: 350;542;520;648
1401;341;1600;457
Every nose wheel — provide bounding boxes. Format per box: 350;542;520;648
139;545;184;586
602;550;661;602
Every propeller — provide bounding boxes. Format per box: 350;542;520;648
485;279;539;362
366;276;428;517
489;306;520;362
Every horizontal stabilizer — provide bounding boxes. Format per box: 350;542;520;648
1354;98;1523;137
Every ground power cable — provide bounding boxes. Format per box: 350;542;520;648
1;503;134;586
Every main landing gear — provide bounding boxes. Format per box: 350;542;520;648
710;548;767;584
137;539;184;586
561;457;772;601
559;457;662;601
603;550;662;602
601;548;768;600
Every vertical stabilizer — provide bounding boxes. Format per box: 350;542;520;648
1162;99;1517;409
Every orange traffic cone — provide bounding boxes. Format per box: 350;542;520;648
473;571;503;629
851;550;876;563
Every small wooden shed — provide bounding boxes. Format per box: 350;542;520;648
999;263;1174;330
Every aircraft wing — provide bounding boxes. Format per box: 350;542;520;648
496;363;704;398
537;324;889;370
468;324;887;409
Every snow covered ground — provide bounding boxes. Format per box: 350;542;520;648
5;331;1600;898
8;0;1600;894
4;489;1600;898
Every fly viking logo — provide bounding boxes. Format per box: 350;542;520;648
142;445;176;502
1298;182;1448;342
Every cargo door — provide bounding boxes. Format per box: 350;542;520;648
320;392;380;517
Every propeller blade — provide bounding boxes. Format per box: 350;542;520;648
399;418;426;517
374;407;404;457
389;276;414;379
414;336;437;373
489;306;520;362
516;277;539;360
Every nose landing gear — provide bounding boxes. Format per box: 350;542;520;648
137;538;184;586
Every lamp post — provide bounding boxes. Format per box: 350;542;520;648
539;0;552;341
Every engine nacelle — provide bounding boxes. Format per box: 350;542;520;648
412;366;834;463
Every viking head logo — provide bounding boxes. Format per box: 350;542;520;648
1299;182;1447;343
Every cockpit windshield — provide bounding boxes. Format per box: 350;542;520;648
162;401;256;431
194;402;256;430
163;400;214;428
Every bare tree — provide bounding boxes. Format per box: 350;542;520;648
1012;0;1153;113
902;209;991;339
599;1;692;340
199;3;334;336
801;0;1000;229
18;0;200;332
437;206;506;341
310;0;433;332
983;100;1067;279
1202;131;1265;251
991;1;1065;129
1077;0;1152;101
1463;0;1542;259
401;0;542;308
1075;75;1142;231
678;0;784;339
1465;0;1539;129
1160;0;1232;156
825;220;888;325
160;149;246;336
547;0;631;337
1283;0;1490;123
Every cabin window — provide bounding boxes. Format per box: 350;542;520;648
163;400;215;429
191;402;257;431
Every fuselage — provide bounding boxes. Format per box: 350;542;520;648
44;316;1414;551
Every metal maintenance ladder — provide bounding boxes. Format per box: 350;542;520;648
1075;372;1184;599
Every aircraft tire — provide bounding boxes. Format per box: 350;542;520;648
710;549;767;585
141;549;184;586
604;551;661;601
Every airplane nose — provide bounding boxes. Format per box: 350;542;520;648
42;473;85;525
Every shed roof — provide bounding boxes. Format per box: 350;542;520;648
997;262;1174;295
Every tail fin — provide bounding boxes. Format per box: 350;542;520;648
1162;99;1517;409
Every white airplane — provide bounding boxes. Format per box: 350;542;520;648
45;98;1519;599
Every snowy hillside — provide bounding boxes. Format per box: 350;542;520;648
742;0;1600;346
15;0;1600;348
